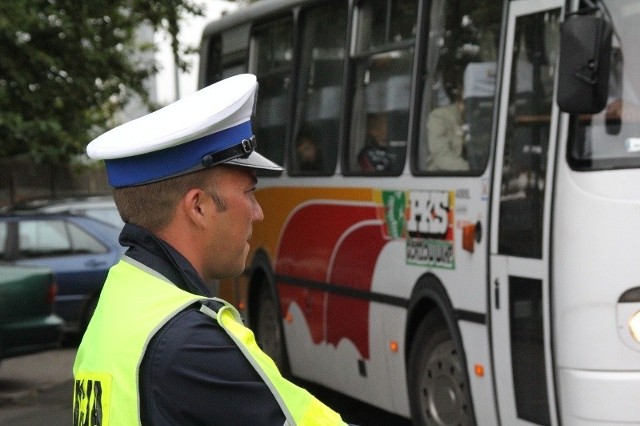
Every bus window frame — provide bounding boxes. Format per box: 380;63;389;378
342;0;419;177
411;0;505;178
249;14;296;176
288;1;349;177
202;34;222;86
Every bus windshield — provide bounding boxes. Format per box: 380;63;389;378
568;0;640;170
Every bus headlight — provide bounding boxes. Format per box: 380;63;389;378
617;287;640;350
629;310;640;343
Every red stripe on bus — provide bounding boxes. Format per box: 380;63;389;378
276;202;387;359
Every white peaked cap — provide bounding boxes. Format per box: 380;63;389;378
86;73;282;188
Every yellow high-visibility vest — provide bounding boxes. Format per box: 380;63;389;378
73;257;346;426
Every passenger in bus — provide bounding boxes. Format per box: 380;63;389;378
358;113;397;172
295;128;324;172
605;98;640;124
73;74;353;426
426;70;470;171
600;49;640;133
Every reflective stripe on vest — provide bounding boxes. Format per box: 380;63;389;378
199;304;346;426
73;257;346;426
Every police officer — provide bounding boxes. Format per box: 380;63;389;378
73;74;351;425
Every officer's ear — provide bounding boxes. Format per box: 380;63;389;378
181;188;212;228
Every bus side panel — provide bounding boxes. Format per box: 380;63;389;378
553;162;640;424
271;192;413;415
459;321;499;425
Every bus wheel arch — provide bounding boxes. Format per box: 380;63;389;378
247;250;290;375
405;274;476;426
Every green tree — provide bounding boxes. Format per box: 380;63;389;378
0;0;208;163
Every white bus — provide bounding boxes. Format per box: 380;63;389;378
198;0;640;424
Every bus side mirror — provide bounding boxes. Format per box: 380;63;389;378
557;14;612;114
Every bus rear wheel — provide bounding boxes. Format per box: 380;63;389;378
255;285;287;373
408;315;473;426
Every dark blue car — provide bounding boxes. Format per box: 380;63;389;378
0;212;123;335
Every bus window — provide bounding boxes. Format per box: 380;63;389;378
221;62;246;79
346;0;417;175
417;0;503;174
200;32;247;87
203;35;222;85
568;2;640;171
251;19;292;174
498;8;560;260
290;2;348;176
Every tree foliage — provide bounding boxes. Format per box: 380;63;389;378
0;0;206;163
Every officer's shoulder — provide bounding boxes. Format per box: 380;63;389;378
154;300;229;347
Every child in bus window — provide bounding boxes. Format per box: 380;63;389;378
295;128;324;172
358;113;397;172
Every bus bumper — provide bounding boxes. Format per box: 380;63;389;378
558;368;640;424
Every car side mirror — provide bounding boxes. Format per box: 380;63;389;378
557;13;612;114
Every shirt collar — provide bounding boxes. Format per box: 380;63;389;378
119;223;212;297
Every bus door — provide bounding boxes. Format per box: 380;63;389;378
489;0;562;425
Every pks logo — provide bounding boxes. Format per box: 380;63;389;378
406;190;455;269
407;190;451;239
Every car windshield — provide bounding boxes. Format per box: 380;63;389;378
568;0;640;170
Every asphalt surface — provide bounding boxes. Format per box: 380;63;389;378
0;346;410;425
0;348;75;406
0;348;75;426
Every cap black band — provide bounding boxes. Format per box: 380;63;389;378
201;135;257;168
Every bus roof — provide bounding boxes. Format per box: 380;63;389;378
201;0;309;38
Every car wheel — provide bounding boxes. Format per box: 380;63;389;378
82;296;99;334
408;314;473;426
254;285;288;374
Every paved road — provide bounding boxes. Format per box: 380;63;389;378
0;348;75;405
0;346;410;425
0;348;75;425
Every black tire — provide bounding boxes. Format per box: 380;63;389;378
254;285;288;374
82;296;99;334
408;314;473;426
